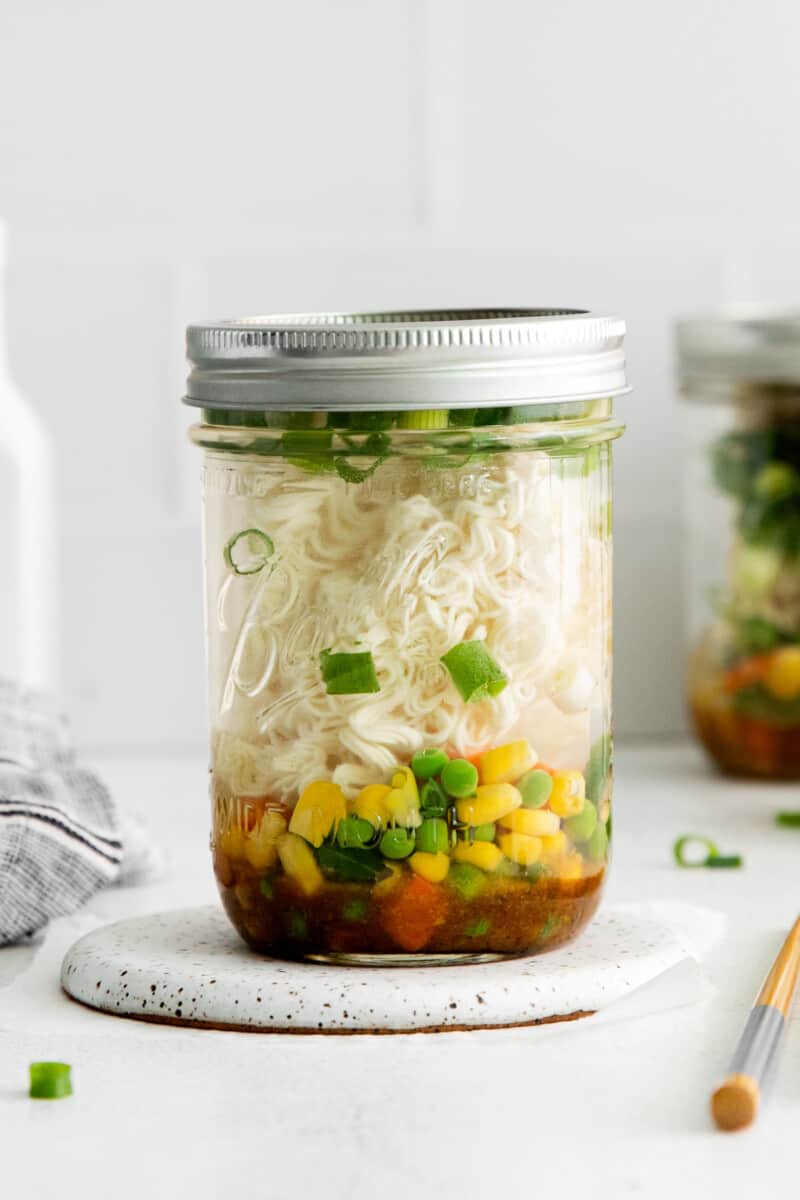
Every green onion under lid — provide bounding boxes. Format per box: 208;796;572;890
319;649;380;695
440;640;508;703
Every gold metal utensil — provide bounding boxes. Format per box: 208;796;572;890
711;917;800;1131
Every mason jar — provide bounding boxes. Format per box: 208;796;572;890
184;309;627;962
679;310;800;779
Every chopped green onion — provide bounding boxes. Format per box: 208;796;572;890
29;1062;73;1100
673;834;741;868
319;649;380;695
396;410;449;430
775;811;800;827
440;640;508;703
706;854;743;869
419;778;448;817
224;528;274;575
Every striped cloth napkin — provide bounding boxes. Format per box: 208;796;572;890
0;679;148;945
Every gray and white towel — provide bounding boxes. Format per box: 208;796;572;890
0;679;143;945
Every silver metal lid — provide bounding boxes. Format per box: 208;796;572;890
677;308;800;391
184;308;628;411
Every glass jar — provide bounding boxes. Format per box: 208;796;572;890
184;309;627;962
679;311;800;779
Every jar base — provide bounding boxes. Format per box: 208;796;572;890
305;950;518;967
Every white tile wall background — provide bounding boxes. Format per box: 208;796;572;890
1;0;799;750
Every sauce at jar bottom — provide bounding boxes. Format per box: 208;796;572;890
690;692;800;779
210;735;612;962
217;866;605;961
689;637;800;779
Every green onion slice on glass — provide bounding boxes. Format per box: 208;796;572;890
223;529;275;575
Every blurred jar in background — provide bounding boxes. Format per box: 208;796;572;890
0;221;57;691
678;311;800;779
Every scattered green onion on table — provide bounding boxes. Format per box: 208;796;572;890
673;834;743;869
29;1062;73;1100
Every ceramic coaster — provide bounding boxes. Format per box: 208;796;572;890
61;904;690;1035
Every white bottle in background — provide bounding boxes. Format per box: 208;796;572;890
0;222;57;690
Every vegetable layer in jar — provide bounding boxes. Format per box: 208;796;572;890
200;410;614;959
689;390;800;778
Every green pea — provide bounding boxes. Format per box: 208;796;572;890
411;748;450;780
342;899;369;923
585;820;609;863
441;758;479;798
336;816;375;848
420;778;448;817
563;801;598;843
526;863;547;884
416;818;450;855
495;858;522;879
259;876;274;899
448;863;486;900
466;822;497;843
539;912;560;940
380;827;416;860
519;769;553;808
465;916;490;938
286;910;308;940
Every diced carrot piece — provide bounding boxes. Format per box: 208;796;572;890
721;654;772;694
380;874;447;953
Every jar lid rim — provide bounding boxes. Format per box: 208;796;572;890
184;308;628;410
677;307;800;389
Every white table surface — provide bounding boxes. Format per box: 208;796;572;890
3;741;800;1199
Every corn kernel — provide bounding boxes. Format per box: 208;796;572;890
499;807;560;837
409;851;450;883
456;783;522;826
244;808;287;869
350;783;392;828
244;836;278;871
234;881;257;911
559;852;584;881
541;830;568;859
385;767;422;828
277;832;323;895
764;647;800;701
289;780;346;847
218;826;247;860
549;770;586;817
374;860;404;895
498;832;543;866
478;739;536;785
453;840;504;872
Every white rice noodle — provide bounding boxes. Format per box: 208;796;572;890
212;452;608;802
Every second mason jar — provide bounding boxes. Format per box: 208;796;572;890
185;309;627;962
679;310;800;779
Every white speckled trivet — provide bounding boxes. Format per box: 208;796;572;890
60;904;693;1034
